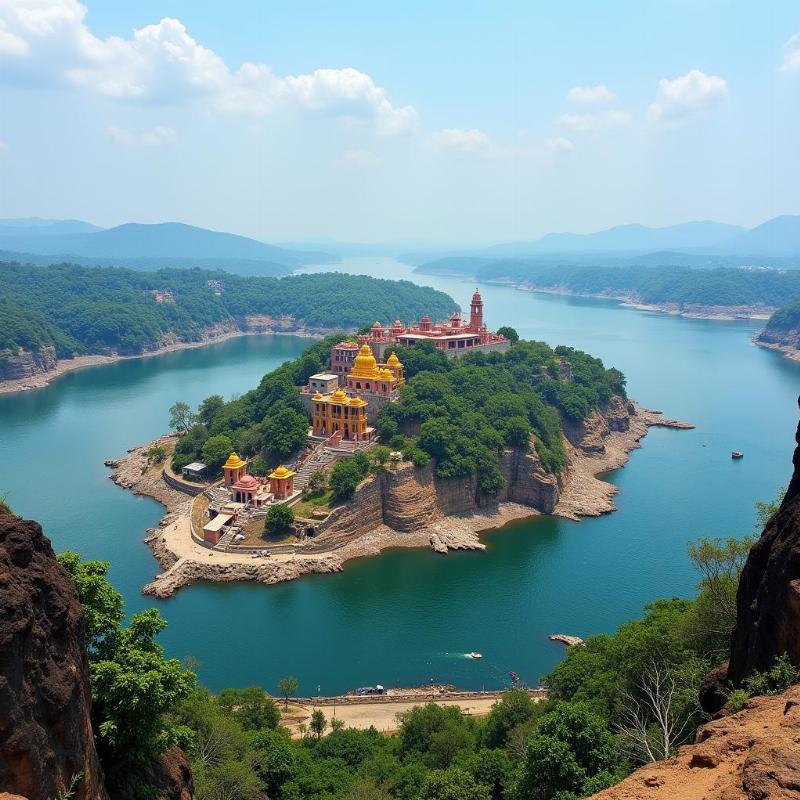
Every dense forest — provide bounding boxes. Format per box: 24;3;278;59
762;298;800;333
171;332;625;499
0;262;457;359
51;492;795;800
377;339;626;489
415;258;800;308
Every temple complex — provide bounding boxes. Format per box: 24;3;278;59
310;387;372;441
360;290;509;360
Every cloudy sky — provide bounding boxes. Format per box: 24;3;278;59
0;0;798;244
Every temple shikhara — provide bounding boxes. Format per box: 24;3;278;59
303;290;509;441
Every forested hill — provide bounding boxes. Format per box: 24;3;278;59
416;258;800;308
762;300;800;333
0;262;457;358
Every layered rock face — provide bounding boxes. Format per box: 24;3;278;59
728;402;800;686
0;347;57;381
0;510;107;800
591;686;800;800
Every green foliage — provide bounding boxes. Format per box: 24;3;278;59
310;709;328;739
201;434;234;474
57;554;195;771
217;686;281;731
263;405;309;463
330;455;370;501
169;401;197;434
744;654;800;697
266;503;295;534
726;689;750;713
378;339;622;484
419;768;491;800
278;676;300;710
481;689;539;749
496;326;519;343
306;469;328;495
0;261;458;357
145;445;167;465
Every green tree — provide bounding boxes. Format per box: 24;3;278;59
197;394;225;428
330;459;364;501
481;689;539;749
744;653;800;697
201;434;234;474
419;768;491;800
310;709;328;739
217;686;281;731
169;401;197;434
496;326;519;343
278;676;300;711
306;469;327;495
57;554;195;771
262;405;309;462
265;503;295;535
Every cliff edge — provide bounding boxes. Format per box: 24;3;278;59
0;509;106;800
591;687;800;800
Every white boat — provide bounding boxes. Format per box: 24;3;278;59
468;652;483;659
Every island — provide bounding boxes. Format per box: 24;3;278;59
107;290;692;597
0;260;457;393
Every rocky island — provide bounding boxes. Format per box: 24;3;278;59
106;299;693;598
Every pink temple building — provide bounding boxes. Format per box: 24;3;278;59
349;290;510;361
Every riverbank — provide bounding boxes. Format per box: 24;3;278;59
0;322;334;396
481;280;774;321
107;404;692;598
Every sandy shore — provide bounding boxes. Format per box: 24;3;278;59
107;404;692;598
0;325;333;396
485;281;774;321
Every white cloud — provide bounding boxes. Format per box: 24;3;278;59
558;110;631;131
0;1;417;135
780;33;800;73
566;84;616;104
431;128;496;157
647;69;728;127
544;136;575;153
335;148;381;169
107;125;176;146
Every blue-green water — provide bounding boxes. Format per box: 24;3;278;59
1;257;798;695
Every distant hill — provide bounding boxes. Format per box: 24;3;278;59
0;217;102;236
0;220;334;276
485;221;744;256
720;215;800;257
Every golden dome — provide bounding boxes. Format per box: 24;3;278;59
348;396;367;406
268;465;296;479
223;452;246;470
386;352;402;367
349;343;379;378
332;388;348;401
379;368;394;379
312;391;323;400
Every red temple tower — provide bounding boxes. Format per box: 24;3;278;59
469;289;484;332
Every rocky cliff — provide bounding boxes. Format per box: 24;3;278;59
0;509;106;800
590;686;800;800
728;398;800;686
0;347;57;381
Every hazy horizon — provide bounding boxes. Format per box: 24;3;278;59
1;1;799;243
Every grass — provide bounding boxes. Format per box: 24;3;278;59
293;490;334;520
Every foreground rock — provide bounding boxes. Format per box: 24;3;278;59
729;397;800;685
0;508;107;800
590;686;800;800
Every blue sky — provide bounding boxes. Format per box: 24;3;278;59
0;1;798;243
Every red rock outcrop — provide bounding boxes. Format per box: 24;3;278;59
591;686;800;799
0;509;107;800
728;398;800;686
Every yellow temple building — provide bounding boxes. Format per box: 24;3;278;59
345;344;404;396
311;387;372;441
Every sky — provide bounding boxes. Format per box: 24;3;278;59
0;0;798;244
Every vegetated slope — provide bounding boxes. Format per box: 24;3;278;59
0;262;458;358
417;259;800;308
756;300;800;352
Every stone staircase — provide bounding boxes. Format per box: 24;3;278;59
293;446;339;492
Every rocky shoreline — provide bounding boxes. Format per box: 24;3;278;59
752;330;800;362
486;281;774;321
107;402;692;598
0;320;336;396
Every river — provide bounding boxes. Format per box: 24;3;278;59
1;257;798;694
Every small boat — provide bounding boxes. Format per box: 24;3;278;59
731;451;744;459
468;652;483;660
